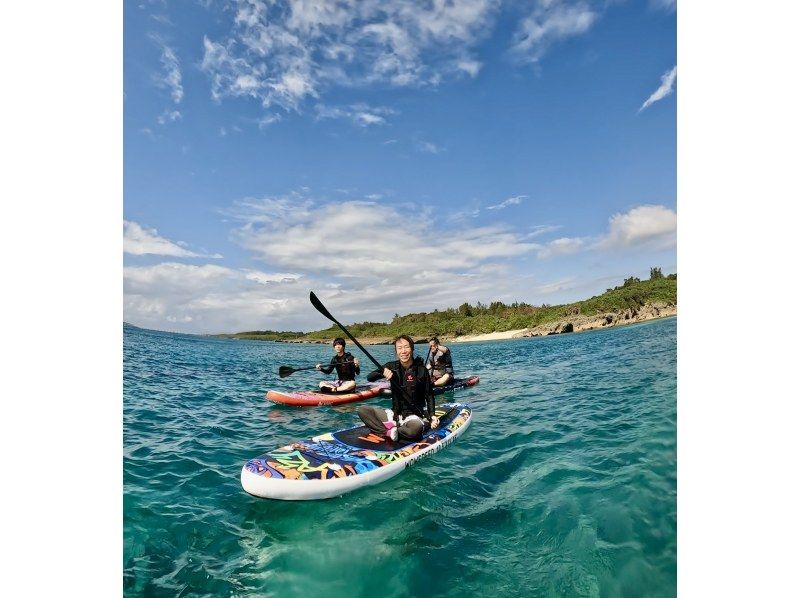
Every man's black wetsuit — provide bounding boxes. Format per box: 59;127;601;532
367;356;435;422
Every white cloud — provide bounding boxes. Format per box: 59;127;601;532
538;236;584;259
525;224;562;238
148;35;184;105
229;196;538;280
243;269;302;284
487;194;526;210
159;44;183;104
512;1;598;64
151;13;173;26
148;37;185;125
257;113;282;129
446;206;482;223
597;204;677;249
315;103;396;127
355;112;386;126
123;221;222;258
535;277;578;295
157;109;182;124
124;262;309;333
201;36;272;103
200;0;498;114
124;262;234;296
650;0;676;12
639;65;677;112
418;140;443;154
448;195;527;221
456;59;482;77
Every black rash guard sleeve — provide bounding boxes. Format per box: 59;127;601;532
319;357;336;375
366;364;387;382
320;354;359;379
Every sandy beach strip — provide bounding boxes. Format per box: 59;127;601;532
449;329;528;343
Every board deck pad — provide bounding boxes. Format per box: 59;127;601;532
241;403;472;499
331;405;461;451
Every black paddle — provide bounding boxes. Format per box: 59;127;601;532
309;291;389;374
278;365;316;378
278;360;357;378
309;291;437;424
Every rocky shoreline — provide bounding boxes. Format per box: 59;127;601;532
449;302;676;343
275;302;676;345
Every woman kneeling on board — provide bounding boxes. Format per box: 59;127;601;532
315;337;360;393
358;335;440;442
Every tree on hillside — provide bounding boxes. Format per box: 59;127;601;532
650;267;663;280
489;301;505;314
623;276;641;287
458;302;474;317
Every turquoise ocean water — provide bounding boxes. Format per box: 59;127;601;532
124;317;676;597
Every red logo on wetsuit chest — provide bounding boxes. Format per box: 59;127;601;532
406;374;414;382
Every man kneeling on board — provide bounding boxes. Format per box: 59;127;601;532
427;336;454;387
358;334;439;442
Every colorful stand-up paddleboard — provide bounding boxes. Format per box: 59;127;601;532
381;374;480;396
241;403;472;500
266;381;390;406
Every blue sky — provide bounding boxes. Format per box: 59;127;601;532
124;0;677;334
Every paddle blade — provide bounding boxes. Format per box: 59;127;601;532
278;366;295;378
309;291;334;322
308;290;385;379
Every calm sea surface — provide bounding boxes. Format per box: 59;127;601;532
123;317;676;597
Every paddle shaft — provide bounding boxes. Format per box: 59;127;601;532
287;365;318;373
279;359;358;378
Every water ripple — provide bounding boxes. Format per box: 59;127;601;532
124;318;676;596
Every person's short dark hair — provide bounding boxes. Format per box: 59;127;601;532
393;334;414;351
430;336;440;344
333;337;346;347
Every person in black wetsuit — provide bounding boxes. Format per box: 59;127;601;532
357;334;439;442
426;336;454;387
315;337;360;393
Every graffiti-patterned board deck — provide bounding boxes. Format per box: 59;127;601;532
265;381;390;406
379;375;480;397
241;403;472;500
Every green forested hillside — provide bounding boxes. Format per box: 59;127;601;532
219;272;676;342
